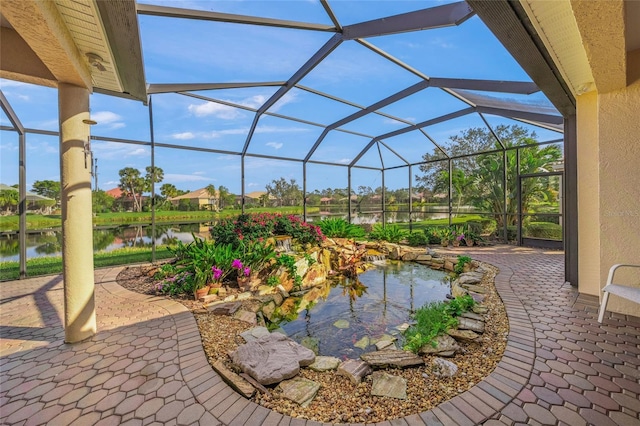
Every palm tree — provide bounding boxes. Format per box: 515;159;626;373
205;184;218;211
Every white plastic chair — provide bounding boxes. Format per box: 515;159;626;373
597;264;640;323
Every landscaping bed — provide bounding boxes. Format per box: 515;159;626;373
117;247;508;423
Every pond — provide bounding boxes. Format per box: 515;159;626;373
269;261;451;359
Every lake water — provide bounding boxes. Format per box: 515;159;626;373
270;261;451;359
0;223;212;262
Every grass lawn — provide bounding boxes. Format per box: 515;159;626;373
0;206;317;232
0;247;173;281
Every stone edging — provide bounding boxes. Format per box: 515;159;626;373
97;261;535;425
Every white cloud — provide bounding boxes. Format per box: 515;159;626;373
193;171;206;175
172;132;195;140
92;142;149;159
384;117;412;125
188;102;242;119
255;125;309;134
207;128;249;138
92;111;126;130
337;158;351;164
266;142;283;150
164;173;213;183
247;182;259;187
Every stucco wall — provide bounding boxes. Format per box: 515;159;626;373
596;78;640;316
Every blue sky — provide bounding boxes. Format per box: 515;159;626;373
0;0;562;196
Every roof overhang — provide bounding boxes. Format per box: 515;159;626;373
1;0;146;103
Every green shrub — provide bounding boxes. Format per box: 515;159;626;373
444;294;475;316
454;255;472;274
407;231;428;246
317;218;365;239
404;302;458;353
506;226;517;241
368;224;408;243
210;213;325;248
404;295;477;353
525;222;562;240
423;226;446;244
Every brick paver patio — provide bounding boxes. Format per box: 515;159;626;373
1;246;638;425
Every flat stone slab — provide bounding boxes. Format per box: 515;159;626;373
240;326;271;342
360;349;424;369
230;333;315;385
207;301;241;315
278;377;320;407
376;340;396;351
371;372;407;400
472;305;489;314
234;309;257;325
461;283;487;294
333;319;350;329
419;334;461;357
354;336;369;349
447;328;481;342
457;316;485;333
458;272;484;285
460;311;485;321
337;359;372;384
308;356;340;372
431;357;458;378
211;361;255;398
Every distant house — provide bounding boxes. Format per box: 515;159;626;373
236;191;276;207
168;187;219;210
105;187;142;211
0;183;55;213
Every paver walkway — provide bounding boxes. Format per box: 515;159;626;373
1;246;638;425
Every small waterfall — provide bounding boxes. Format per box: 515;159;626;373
275;236;293;252
364;250;386;262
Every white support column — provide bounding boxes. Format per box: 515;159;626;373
59;83;96;343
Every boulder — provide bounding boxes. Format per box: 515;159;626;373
230;333;315;385
371;372;407;400
360;349;424;369
308;356;340;372
302;263;327;288
240;326;271;343
278;377;321;407
418;334;461;357
432;358;458;378
457;316;485;333
458;272;484;285
258;285;277;296
415;254;432;262
444;260;455;272
388;246;401;260
402;252;418;261
261;301;276;321
470;293;485;303
337;359;372;384
451;282;468;298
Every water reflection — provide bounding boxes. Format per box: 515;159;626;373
0;222;214;261
270;261;451;359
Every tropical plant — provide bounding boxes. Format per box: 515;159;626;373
32;180;61;203
454;255;472;275
317;218;365;239
275;253;302;288
407;231;428;246
404;295;476;353
0;189;19;213
368;224;408;243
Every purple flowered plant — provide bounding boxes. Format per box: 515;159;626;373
457;233;465;241
211;266;223;281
